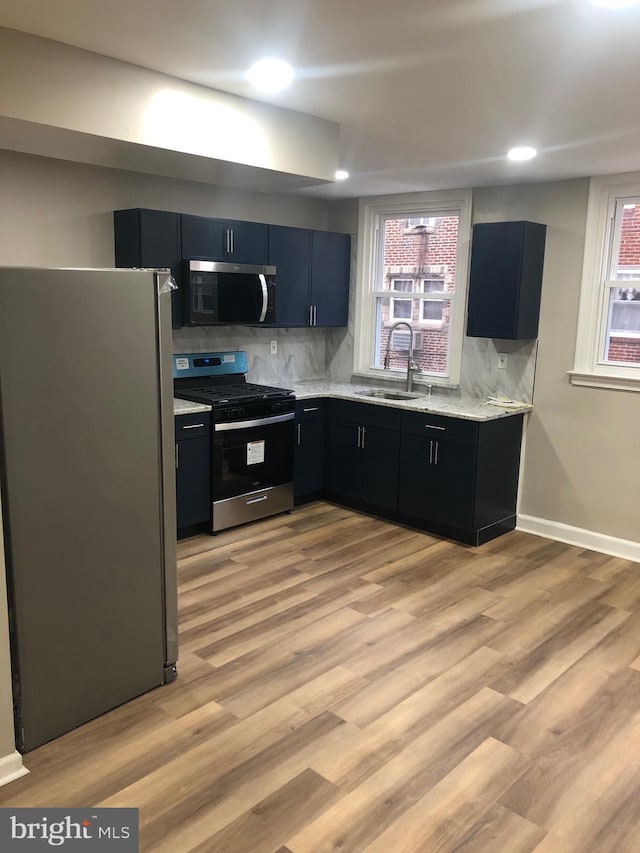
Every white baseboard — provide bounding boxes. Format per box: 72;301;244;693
517;515;640;563
0;750;28;788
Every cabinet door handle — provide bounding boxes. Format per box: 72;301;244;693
309;305;314;326
424;424;446;431
303;407;320;413
181;423;205;430
356;426;361;449
361;426;366;449
230;228;234;254
296;423;301;446
429;440;433;465
175;443;179;469
435;441;440;465
313;305;318;325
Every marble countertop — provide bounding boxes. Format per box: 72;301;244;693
283;380;532;422
174;398;212;415
174;382;531;421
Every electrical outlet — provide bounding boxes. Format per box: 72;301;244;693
270;340;278;355
497;353;508;369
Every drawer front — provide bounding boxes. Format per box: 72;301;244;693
295;398;325;420
401;410;477;444
330;399;402;431
175;412;211;441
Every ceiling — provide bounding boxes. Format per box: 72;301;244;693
2;0;640;199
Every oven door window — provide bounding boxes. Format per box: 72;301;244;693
213;419;294;501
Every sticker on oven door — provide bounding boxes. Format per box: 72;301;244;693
175;358;190;370
247;440;265;465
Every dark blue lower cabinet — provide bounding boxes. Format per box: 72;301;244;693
294;400;325;501
398;413;524;544
175;414;211;533
326;401;401;513
399;435;475;531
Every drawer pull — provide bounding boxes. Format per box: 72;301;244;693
182;423;205;430
246;495;268;505
303;407;320;412
424;424;446;431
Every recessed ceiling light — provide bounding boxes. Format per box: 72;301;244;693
245;59;295;93
334;170;349;181
507;146;537;162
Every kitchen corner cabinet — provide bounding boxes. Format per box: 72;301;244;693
268;226;351;327
114;208;183;328
294;399;325;502
398;411;524;544
466;220;546;340
326;400;401;512
181;214;267;265
175;413;211;533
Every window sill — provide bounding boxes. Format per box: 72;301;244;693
567;370;640;392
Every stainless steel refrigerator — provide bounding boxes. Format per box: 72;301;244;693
0;267;178;753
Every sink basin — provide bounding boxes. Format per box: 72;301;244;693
355;389;420;401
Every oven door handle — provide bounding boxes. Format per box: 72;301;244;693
258;274;269;322
214;412;295;431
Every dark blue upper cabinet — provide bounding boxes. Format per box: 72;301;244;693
267;226;351;327
181;215;267;264
181;215;226;259
466;221;546;340
268;225;312;326
311;231;351;327
113;208;183;328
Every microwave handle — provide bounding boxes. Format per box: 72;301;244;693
258;274;269;322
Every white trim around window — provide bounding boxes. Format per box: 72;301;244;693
570;173;640;392
353;189;473;387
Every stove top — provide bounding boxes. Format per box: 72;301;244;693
172;351;294;409
175;382;294;406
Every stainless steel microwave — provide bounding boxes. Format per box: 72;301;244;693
183;260;276;325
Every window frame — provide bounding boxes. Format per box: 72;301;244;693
571;174;640;391
354;189;473;387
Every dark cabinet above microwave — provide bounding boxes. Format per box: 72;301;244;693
114;208;350;329
181;214;268;265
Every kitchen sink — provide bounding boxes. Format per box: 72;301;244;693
355;389;421;401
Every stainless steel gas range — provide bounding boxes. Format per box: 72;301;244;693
173;351;295;533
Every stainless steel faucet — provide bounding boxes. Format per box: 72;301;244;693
383;321;418;391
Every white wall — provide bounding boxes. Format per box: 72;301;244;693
0;28;339;190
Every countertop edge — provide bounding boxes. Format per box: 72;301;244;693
173;384;532;422
286;382;532;422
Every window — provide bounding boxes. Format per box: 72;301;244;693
421;278;445;323
354;190;472;386
571;175;640;391
390;278;414;320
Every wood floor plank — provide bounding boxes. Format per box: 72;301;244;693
313;650;511;790
2;500;640;853
358;736;527;853
451;803;545;852
195;768;342;853
288;688;521;852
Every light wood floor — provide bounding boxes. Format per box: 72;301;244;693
2;501;640;851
